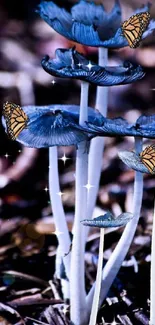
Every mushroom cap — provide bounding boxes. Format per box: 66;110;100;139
81;211;133;228
86;114;155;139
36;1;154;48
41;48;145;86
118;150;150;174
2;104;103;148
36;0;122;48
3;103;155;148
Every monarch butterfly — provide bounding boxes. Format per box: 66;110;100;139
2;102;29;140
122;12;150;48
140;144;155;174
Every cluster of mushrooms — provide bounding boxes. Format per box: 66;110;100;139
2;1;155;325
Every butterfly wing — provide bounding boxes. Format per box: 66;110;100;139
140;145;155;174
3;102;29;140
122;12;150;48
3;102;15;118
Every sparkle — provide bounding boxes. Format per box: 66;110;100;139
51;80;56;85
4;153;9;159
59;153;70;165
83;182;94;193
150;88;155;91
57;191;64;197
18;150;22;153
77;62;82;68
44;187;49;192
86;61;94;70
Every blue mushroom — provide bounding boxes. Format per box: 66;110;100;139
85;116;138;136
2;103;104;148
81;211;133;228
41;48;145;86
135;115;155;138
36;1;154;48
118;114;155;174
118;150;150;174
3;104;155;149
85;114;155;139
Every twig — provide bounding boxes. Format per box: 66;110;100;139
25;317;48;325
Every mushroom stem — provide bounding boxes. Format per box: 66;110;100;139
88;228;104;325
49;147;71;280
95;48;108;112
70;81;89;325
79;81;89;124
86;137;143;318
150;198;155;324
87;47;108;232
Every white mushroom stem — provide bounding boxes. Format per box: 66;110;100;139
87;47;108;233
79;81;89;124
150;198;155;324
86;137;144;318
49;147;71;279
88;228;105;325
70;81;89;325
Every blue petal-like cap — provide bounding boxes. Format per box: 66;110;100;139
3;104;155;148
2;104;103;148
97;3;154;47
71;0;121;42
86;117;142;137
81;211;133;228
36;0;124;48
71;0;107;26
135;115;155;138
42;48;145;86
118;150;150;174
96;0;122;41
36;1;73;40
36;1;155;48
86;114;155;139
99;27;128;48
36;0;122;46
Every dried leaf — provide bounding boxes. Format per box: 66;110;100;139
2;271;48;287
8;294;63;308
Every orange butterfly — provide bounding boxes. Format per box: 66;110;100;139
2;102;29;140
140;144;155;174
122;12;150;48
